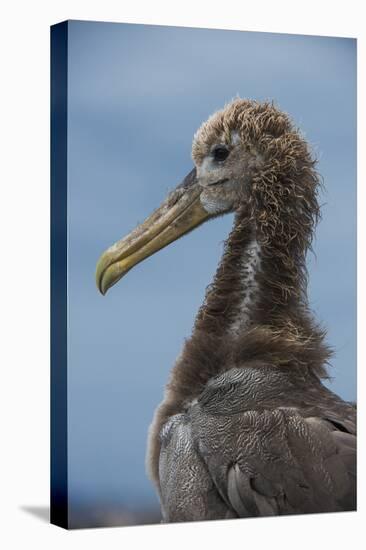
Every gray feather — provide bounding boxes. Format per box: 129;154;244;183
158;365;356;521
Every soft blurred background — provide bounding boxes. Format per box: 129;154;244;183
67;21;356;528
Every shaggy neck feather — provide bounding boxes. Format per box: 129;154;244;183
164;209;330;409
192;211;307;336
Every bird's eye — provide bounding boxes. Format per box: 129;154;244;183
212;145;230;162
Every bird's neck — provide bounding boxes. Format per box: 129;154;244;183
194;214;262;336
194;211;307;335
165;210;329;407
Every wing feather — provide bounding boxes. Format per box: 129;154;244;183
158;368;356;521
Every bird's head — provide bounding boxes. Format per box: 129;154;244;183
96;99;320;295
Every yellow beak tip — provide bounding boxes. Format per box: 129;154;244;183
96;274;107;295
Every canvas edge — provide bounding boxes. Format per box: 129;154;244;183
50;20;69;530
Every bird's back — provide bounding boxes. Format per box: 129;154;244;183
158;364;356;522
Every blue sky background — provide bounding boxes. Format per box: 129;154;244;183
66;20;356;526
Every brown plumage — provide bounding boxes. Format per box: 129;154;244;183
96;98;356;522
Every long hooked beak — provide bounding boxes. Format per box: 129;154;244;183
96;168;212;295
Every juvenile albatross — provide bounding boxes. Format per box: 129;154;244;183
96;99;356;521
